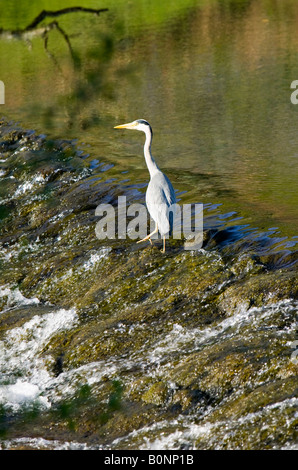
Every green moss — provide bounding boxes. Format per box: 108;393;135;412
141;382;169;406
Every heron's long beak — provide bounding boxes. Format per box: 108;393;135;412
114;121;137;130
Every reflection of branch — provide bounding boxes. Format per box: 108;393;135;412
0;6;108;39
43;20;76;64
24;7;108;31
0;7;108;68
42;22;67;73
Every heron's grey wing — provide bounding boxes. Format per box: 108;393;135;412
162;173;176;206
146;172;176;236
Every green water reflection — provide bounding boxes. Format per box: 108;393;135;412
0;0;298;236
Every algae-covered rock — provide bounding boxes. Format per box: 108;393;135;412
218;270;298;315
141;381;169;406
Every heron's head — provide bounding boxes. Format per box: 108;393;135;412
114;119;152;134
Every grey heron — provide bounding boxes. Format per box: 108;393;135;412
114;119;176;253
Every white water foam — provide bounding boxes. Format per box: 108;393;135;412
0;285;40;311
0;436;104;450
110;397;298;450
43;246;112;289
0;287;296;449
129;298;298;372
30;298;297;403
82;247;112;271
13;174;46;197
0;306;78;411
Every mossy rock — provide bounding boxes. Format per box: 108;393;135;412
141;381;169;406
218;270;298;315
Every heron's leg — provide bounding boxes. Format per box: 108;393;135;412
161;236;166;253
137;223;158;244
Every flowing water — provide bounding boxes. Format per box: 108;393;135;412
0;0;297;450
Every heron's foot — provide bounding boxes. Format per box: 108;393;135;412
137;236;150;244
137;233;156;244
137;226;159;245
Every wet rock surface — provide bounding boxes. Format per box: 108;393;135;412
0;121;297;449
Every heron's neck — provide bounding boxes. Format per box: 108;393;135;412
143;127;159;178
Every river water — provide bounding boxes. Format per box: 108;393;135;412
0;0;297;450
